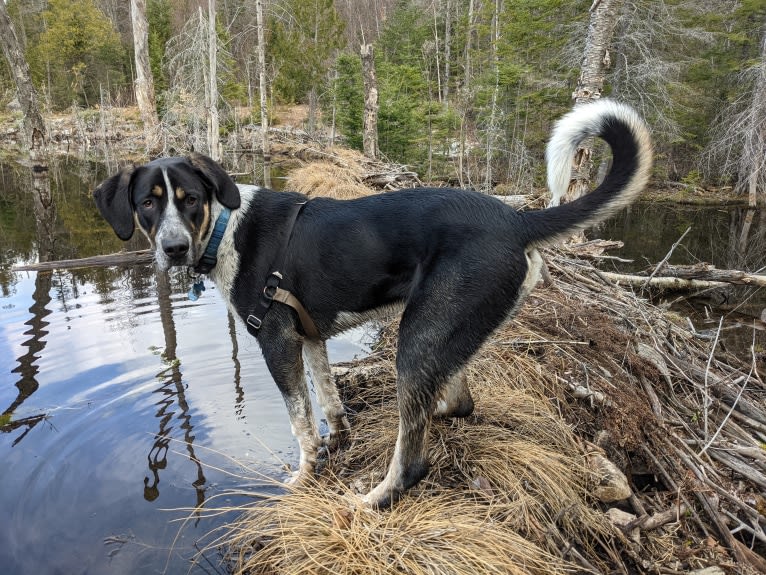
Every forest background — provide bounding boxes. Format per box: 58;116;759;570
0;0;765;199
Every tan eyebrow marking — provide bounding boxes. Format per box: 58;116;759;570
196;202;210;235
175;187;186;200
151;185;164;197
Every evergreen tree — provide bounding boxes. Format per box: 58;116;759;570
268;0;345;103
29;0;126;109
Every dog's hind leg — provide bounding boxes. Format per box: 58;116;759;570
259;327;321;484
433;368;474;418
363;295;472;507
363;247;532;508
362;366;435;508
303;338;350;449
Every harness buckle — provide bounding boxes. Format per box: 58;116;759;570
246;315;262;330
263;271;283;300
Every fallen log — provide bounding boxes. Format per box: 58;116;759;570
594;262;766;291
12;249;154;272
596;271;728;291
647;263;766;288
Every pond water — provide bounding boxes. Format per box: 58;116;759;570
1;159;764;574
592;201;766;355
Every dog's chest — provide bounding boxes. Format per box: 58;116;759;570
207;187;256;314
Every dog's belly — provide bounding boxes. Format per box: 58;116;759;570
331;302;405;334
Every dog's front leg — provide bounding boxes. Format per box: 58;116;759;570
259;330;320;484
303;339;350;449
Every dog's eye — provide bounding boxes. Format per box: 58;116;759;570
142;199;153;209
185;196;197;207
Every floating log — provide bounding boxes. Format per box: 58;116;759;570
650;262;766;287
12;249;153;272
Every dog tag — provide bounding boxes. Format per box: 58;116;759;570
188;279;206;301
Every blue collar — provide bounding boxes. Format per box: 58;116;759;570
193;207;230;275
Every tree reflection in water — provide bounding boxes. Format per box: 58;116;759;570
3;164;54;445
144;270;207;520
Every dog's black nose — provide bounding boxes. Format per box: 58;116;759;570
161;239;189;258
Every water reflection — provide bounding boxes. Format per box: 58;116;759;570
228;310;246;419
0;156;366;574
5;271;50;445
3;164;55;444
596;202;766;356
600;203;766;273
145;271;207;511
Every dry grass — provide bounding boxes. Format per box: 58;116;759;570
286;158;375;199
217;312;620;574
208;249;765;575
223;485;579;575
284;146;421;198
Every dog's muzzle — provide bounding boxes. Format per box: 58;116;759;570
161;238;189;258
159;237;193;268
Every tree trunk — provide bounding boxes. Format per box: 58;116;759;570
360;43;379;160
130;0;160;151
442;0;452;103
255;0;271;187
565;0;624;203
740;19;766;208
484;0;501;192
0;2;47;151
464;0;475;89
206;0;220;161
431;3;442;102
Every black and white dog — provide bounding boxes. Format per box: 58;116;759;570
94;100;651;508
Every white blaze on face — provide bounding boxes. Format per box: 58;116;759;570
154;167;194;270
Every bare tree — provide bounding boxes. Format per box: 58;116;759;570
334;0;396;47
484;0;502;192
740;23;766;207
130;0;160;150
162;6;233;157
563;0;625;203
0;2;47;151
335;0;389;160
206;0;220;160
255;0;271;186
442;0;452;103
707;17;766;207
360;43;379;159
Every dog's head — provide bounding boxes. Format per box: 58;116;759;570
93;153;241;270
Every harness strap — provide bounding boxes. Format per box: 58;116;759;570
246;201;319;339
272;287;319;339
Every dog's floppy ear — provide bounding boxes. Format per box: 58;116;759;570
188;153;241;209
93;165;137;241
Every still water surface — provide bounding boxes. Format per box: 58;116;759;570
2;160;765;574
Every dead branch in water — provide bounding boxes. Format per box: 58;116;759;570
12;249;153;272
